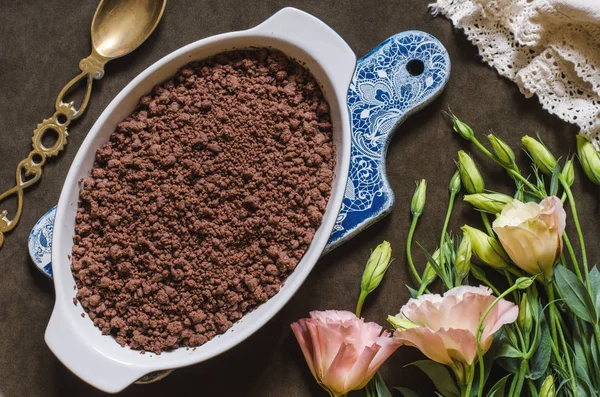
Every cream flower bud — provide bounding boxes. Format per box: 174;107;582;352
464;193;513;214
449;170;462;194
576;135;600;185
421;248;440;286
461;225;511;271
411;179;427;217
448;113;474;140
458;151;485;194
492;196;566;280
488;134;516;169
518;293;532;331
561;159;575;187
361;241;392;294
522;136;557;175
540;375;555;397
455;236;472;284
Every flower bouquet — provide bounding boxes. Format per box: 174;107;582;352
291;112;600;397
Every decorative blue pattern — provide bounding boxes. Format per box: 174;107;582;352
29;31;450;276
325;31;450;252
28;206;55;278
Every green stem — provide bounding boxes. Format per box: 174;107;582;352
507;169;543;197
476;282;527;397
472;137;496;160
504;271;520;303
548;283;577;394
463;364;475;397
563;233;583;282
439;191;457;262
481;212;494;236
545;284;564;367
511;360;528;397
476;273;502;296
406;216;423;285
559;175;589;283
526;379;538;397
416;280;431;297
355;290;367;318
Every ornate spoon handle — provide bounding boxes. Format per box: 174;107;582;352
0;54;106;249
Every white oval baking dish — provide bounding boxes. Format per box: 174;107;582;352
46;7;354;393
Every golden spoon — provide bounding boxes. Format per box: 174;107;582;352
0;0;167;249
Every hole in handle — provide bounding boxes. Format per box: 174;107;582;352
406;59;425;76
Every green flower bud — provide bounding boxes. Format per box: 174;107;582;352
421;248;440;286
455;236;472;284
576;135;600;185
361;241;392;294
470;264;487;283
522;136;557;175
463;193;513;214
539;375;555;397
388;315;420;330
461;225;511;271
449;170;462;194
561;158;575;187
448;112;474;140
515;277;535;290
457;151;485;194
518;293;532;331
488;134;516;169
411;179;427;217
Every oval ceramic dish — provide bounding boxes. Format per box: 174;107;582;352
46;8;354;393
40;7;450;393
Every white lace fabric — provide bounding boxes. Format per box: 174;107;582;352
431;0;600;147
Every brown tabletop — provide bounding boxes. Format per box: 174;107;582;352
0;1;598;396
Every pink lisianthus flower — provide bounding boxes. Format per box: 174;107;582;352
291;310;401;397
390;286;518;381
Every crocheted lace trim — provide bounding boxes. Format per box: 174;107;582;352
431;0;600;148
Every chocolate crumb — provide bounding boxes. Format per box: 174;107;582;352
71;49;335;354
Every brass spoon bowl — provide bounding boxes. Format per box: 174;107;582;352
0;0;166;248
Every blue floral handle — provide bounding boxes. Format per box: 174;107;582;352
29;31;450;278
325;31;450;252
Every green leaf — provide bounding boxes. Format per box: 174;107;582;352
497;343;523;359
549;164;560;196
394;387;420;397
373;371;392;397
408;360;460;397
589;266;600;320
486;375;511;397
554;265;597;324
528;310;552;380
406;285;419;299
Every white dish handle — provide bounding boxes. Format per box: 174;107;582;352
45;307;147;393
249;7;356;96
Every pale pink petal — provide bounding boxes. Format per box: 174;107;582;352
322;342;360;395
444;285;492;299
306;319;326;378
344;343;382;391
442;292;495;334
291;319;317;379
357;320;385;348
481;299;518;343
393;327;454;366
436;328;478;365
311;310;357;324
539;196;566;235
365;335;402;380
401;299;444;330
